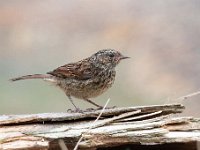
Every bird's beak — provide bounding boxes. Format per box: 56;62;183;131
120;56;130;60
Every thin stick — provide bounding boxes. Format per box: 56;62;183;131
73;98;110;150
176;91;200;102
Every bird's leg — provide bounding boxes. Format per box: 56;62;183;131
67;95;77;109
67;95;82;113
84;99;117;112
84;98;103;108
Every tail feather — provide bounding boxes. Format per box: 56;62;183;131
10;74;51;82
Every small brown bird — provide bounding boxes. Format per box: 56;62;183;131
10;49;129;112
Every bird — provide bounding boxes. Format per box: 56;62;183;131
10;49;129;112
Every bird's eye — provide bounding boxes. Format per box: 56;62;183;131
109;53;114;58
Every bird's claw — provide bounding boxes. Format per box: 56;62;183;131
67;106;117;113
67;108;84;113
85;108;96;111
86;106;117;111
96;106;117;110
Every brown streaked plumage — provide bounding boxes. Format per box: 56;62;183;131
10;49;129;112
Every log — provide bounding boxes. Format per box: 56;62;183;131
0;103;199;150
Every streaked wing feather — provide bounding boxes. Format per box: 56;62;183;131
47;60;92;80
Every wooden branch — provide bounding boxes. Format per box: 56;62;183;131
1;103;200;150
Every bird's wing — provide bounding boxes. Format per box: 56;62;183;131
47;59;93;80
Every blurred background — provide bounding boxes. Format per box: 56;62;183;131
0;0;200;115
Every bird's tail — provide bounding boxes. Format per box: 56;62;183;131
10;74;52;82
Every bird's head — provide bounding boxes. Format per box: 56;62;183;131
91;49;129;69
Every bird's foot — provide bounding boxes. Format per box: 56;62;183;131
96;106;117;110
67;108;84;113
85;106;117;112
85;108;97;112
67;106;118;113
106;106;117;109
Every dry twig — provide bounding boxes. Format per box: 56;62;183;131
175;90;200;102
73;98;110;150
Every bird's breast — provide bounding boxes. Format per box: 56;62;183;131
93;69;116;88
56;69;116;99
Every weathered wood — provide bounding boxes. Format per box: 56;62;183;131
1;103;199;150
97;142;197;150
0;103;184;125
